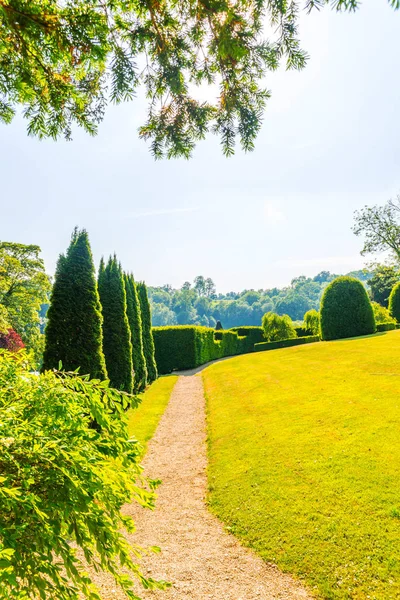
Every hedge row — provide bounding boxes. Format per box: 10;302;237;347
152;326;261;374
376;322;397;332
254;335;320;352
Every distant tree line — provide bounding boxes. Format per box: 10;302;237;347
148;269;383;328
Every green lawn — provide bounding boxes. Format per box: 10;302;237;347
203;331;400;599
127;375;177;455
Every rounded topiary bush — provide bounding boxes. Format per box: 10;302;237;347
320;276;376;341
389;282;400;323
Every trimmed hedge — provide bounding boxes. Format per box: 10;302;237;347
254;335;320;352
320;276;376;341
389;282;400;323
376;322;397;332
230;326;264;344
153;326;260;374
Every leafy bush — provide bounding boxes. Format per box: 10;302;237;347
0;329;25;352
254;335;320;352
0;351;166;600
371;301;396;325
262;312;297;342
303;309;320;336
389;282;400;323
320;276;376;341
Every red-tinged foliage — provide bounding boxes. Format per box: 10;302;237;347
0;329;25;352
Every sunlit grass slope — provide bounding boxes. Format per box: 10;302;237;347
203;331;400;599
127;375;177;455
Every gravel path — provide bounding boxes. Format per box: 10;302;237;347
92;374;312;599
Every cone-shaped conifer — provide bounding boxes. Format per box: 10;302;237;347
124;274;147;392
98;256;133;393
137;282;158;383
42;229;107;379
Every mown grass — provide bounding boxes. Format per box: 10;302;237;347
203;331;400;599
127;375;177;455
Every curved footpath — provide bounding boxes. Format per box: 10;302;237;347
92;374;312;599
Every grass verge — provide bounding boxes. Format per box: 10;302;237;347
128;375;177;455
203;331;400;599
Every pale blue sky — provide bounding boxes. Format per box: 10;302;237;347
1;2;399;292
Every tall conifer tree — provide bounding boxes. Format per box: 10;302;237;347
98;256;133;393
137;282;158;383
42;229;107;379
124;274;147;392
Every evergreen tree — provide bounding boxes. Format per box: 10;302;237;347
137;282;158;383
42;229;107;379
124;274;147;392
98;256;133;393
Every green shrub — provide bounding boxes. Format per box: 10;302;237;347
254;335;320;352
294;326;311;337
215;320;223;330
389;282;400;323
0;351;166;600
98;256;133;393
262;312;297;342
303;309;320;336
230;326;264;345
320;276;376;341
376;322;397;332
137;283;158;383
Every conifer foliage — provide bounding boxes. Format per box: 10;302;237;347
42;229;107;379
124;274;147;392
98;257;133;393
137;282;158;383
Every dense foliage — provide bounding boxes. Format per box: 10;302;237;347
98;256;133;393
0;242;50;364
42;229;107;379
0;351;167;600
389;282;400;322
3;0;392;157
137;283;158;384
367;264;400;307
262;312;297;342
124;274;147;393
320;276;376;341
303;309;320;335
148;270;372;328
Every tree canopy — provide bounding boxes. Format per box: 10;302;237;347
353;195;400;262
0;241;50;362
1;0;398;158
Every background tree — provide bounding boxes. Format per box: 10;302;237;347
124;274;147;393
42;229;107;379
262;312;297;342
2;0;397;157
0;242;50;365
303;309;320;335
367;264;400;307
137;282;158;384
371;301;395;325
353;195;400;262
98;256;133;393
389;282;400;323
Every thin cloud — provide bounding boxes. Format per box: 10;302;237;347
129;207;200;219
